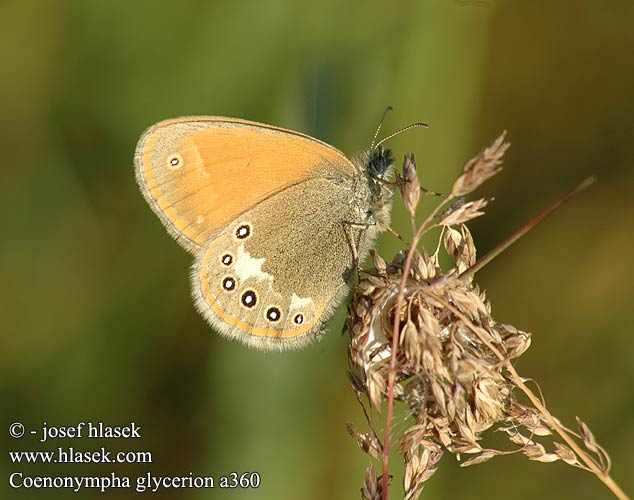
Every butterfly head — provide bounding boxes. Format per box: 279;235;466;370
366;145;394;179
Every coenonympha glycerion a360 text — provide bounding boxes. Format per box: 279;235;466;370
135;116;395;350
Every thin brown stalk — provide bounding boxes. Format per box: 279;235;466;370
381;195;454;498
460;176;596;280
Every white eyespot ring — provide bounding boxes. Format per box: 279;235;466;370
235;223;252;240
240;289;257;308
222;276;236;292
220;253;234;267
265;306;282;323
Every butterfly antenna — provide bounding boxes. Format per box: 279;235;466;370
374;122;429;149
370;106;394;152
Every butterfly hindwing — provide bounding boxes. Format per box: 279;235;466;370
191;177;374;350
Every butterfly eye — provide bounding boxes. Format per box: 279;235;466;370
241;290;257;308
265;307;281;323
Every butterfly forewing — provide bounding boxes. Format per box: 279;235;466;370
134;116;353;253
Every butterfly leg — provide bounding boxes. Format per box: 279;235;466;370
343;220;375;282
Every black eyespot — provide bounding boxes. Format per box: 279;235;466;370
241;290;257;308
236;224;251;239
167;154;183;169
221;254;233;266
266;307;281;322
294;313;304;325
222;277;236;291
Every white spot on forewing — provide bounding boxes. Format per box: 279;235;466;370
290;293;313;310
233;245;272;282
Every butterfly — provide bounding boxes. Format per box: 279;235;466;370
135;115;411;350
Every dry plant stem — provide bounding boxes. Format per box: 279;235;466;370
381;195;455;499
461;176;597;281
436;297;629;500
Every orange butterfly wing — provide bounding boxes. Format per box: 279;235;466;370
134;116;354;253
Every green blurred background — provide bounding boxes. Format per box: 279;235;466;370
1;1;632;499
